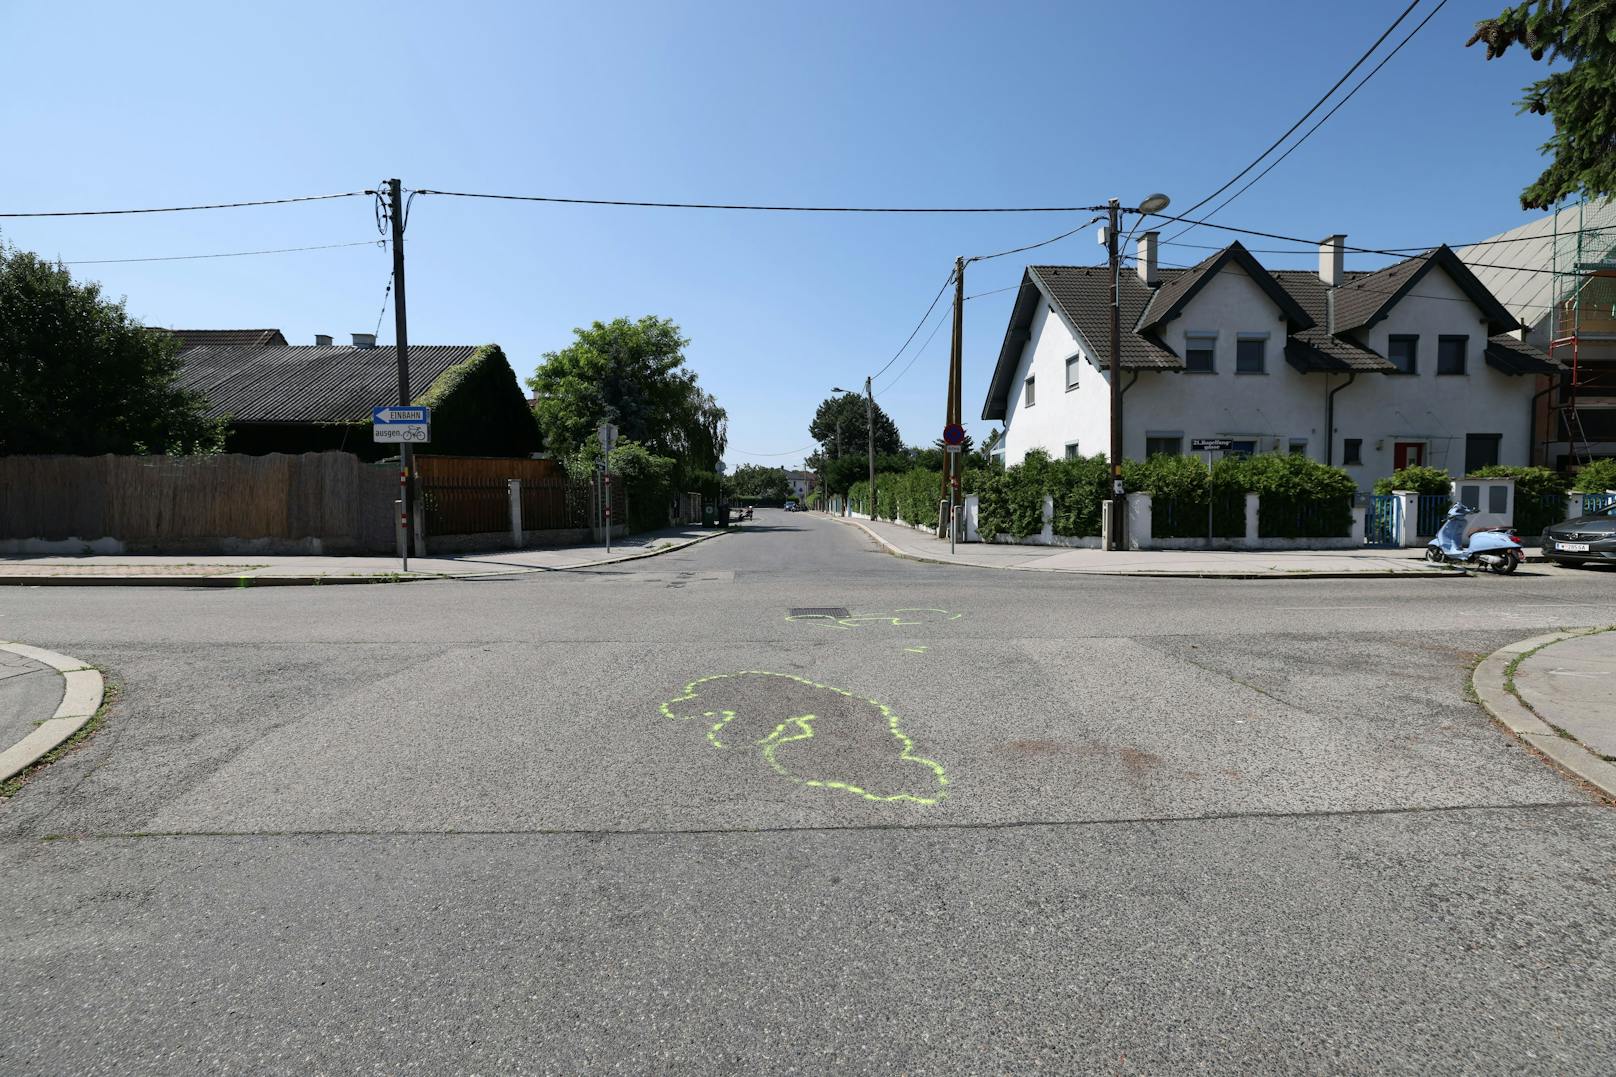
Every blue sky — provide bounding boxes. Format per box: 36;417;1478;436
1;0;1557;469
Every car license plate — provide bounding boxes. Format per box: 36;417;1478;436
1556;542;1590;552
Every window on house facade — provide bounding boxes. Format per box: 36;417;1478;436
1229;439;1257;456
1065;354;1081;390
1145;435;1183;457
1388;335;1419;374
1465;432;1501;473
1438;335;1468;375
1288;439;1308;455
1236;335;1267;374
1024;376;1036;407
1342;438;1363;466
1064;441;1080;459
1184;333;1216;373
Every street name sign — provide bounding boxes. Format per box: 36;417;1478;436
373;406;430;443
1191;438;1232;452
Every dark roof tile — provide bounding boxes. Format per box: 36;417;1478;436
153;328;288;348
178;344;477;423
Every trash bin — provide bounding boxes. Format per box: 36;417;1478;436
701;502;716;527
719;505;732;528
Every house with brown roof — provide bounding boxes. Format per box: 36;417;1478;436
981;234;1556;486
169;330;540;460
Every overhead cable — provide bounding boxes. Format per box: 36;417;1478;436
0;191;370;218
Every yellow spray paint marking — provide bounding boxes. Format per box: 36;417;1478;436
659;671;949;806
785;608;964;631
905;646;928;654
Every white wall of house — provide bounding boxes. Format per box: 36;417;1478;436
1130;265;1317;460
1000;301;1110;465
1349;267;1532;479
996;264;1540;488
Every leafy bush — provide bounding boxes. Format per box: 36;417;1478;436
974;451;1052;539
1373;465;1451;495
1046;453;1109;536
602;439;677;533
1216;453;1355;538
1571;458;1616;492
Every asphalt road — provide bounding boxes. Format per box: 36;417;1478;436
3;509;1614;1074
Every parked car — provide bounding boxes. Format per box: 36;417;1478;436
784;500;798;512
1541;501;1616;567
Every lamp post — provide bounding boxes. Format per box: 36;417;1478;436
1104;191;1171;551
833;383;875;518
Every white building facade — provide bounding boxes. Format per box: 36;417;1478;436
981;235;1555;487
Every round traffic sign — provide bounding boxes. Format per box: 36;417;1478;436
942;422;966;446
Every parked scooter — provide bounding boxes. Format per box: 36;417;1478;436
1425;503;1524;574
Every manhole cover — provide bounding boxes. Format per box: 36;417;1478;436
789;607;850;619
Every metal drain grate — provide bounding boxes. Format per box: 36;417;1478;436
789;607;850;619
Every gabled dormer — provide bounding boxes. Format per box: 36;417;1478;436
1134;241;1315;336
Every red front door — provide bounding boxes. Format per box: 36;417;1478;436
1394;442;1425;470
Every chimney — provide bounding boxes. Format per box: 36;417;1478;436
1136;231;1159;285
1319;234;1346;287
351;332;376;349
314;334;333;346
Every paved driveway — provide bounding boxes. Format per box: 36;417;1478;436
2;509;1614;1073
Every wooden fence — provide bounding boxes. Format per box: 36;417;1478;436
0;452;399;553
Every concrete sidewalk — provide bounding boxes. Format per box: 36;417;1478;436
0;524;728;586
834;514;1466;578
1473;628;1616;799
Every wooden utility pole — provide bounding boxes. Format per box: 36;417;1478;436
388;178;415;562
1106;198;1123;551
865;376;875;515
944;257;965;506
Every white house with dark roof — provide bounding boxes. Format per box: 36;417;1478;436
980;234;1557;487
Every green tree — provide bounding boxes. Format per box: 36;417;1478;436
808;393;903;464
729;463;791;499
0;244;223;455
1469;2;1616;208
527;315;727;474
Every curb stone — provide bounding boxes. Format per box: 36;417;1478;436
0;529;730;588
1471;629;1616;801
831;515;1469;581
0;642;105;784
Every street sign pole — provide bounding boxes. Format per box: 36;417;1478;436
1190;439;1233;549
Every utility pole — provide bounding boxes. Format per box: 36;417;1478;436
945;256;965;510
1106;197;1124;551
865;376;876;517
388;178;415;565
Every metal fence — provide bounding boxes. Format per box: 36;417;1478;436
1365;494;1400;546
1583;492;1616;515
1515;493;1567;539
1151;492;1245;539
1416;495;1450;537
1259;495;1354;539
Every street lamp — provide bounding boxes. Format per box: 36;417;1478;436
1104;192;1170;550
833;382;875;518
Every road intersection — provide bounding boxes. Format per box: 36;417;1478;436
2;509;1613;1073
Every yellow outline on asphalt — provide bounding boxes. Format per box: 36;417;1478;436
785;608;964;631
658;670;948;805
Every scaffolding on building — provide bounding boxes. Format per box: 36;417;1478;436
1550;199;1616;465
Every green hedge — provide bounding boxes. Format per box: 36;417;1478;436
971;450;1354;541
1373;465;1451;495
848;468;945;529
1572;458;1616;493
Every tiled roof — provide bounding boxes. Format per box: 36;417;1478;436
178;344;477;423
1135;241;1313;333
1271;271;1393;373
1483;334;1559;375
154;328;288;348
1331;246;1520;334
1028;265;1181;369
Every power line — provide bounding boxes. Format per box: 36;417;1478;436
413;188;1107;214
870;269;955;383
1165;0;1422;241
0;190;369;218
1168;0;1448;240
730;443;817;457
965;284;1020;301
877;305;952;397
62;239;384;265
968;214;1106;263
